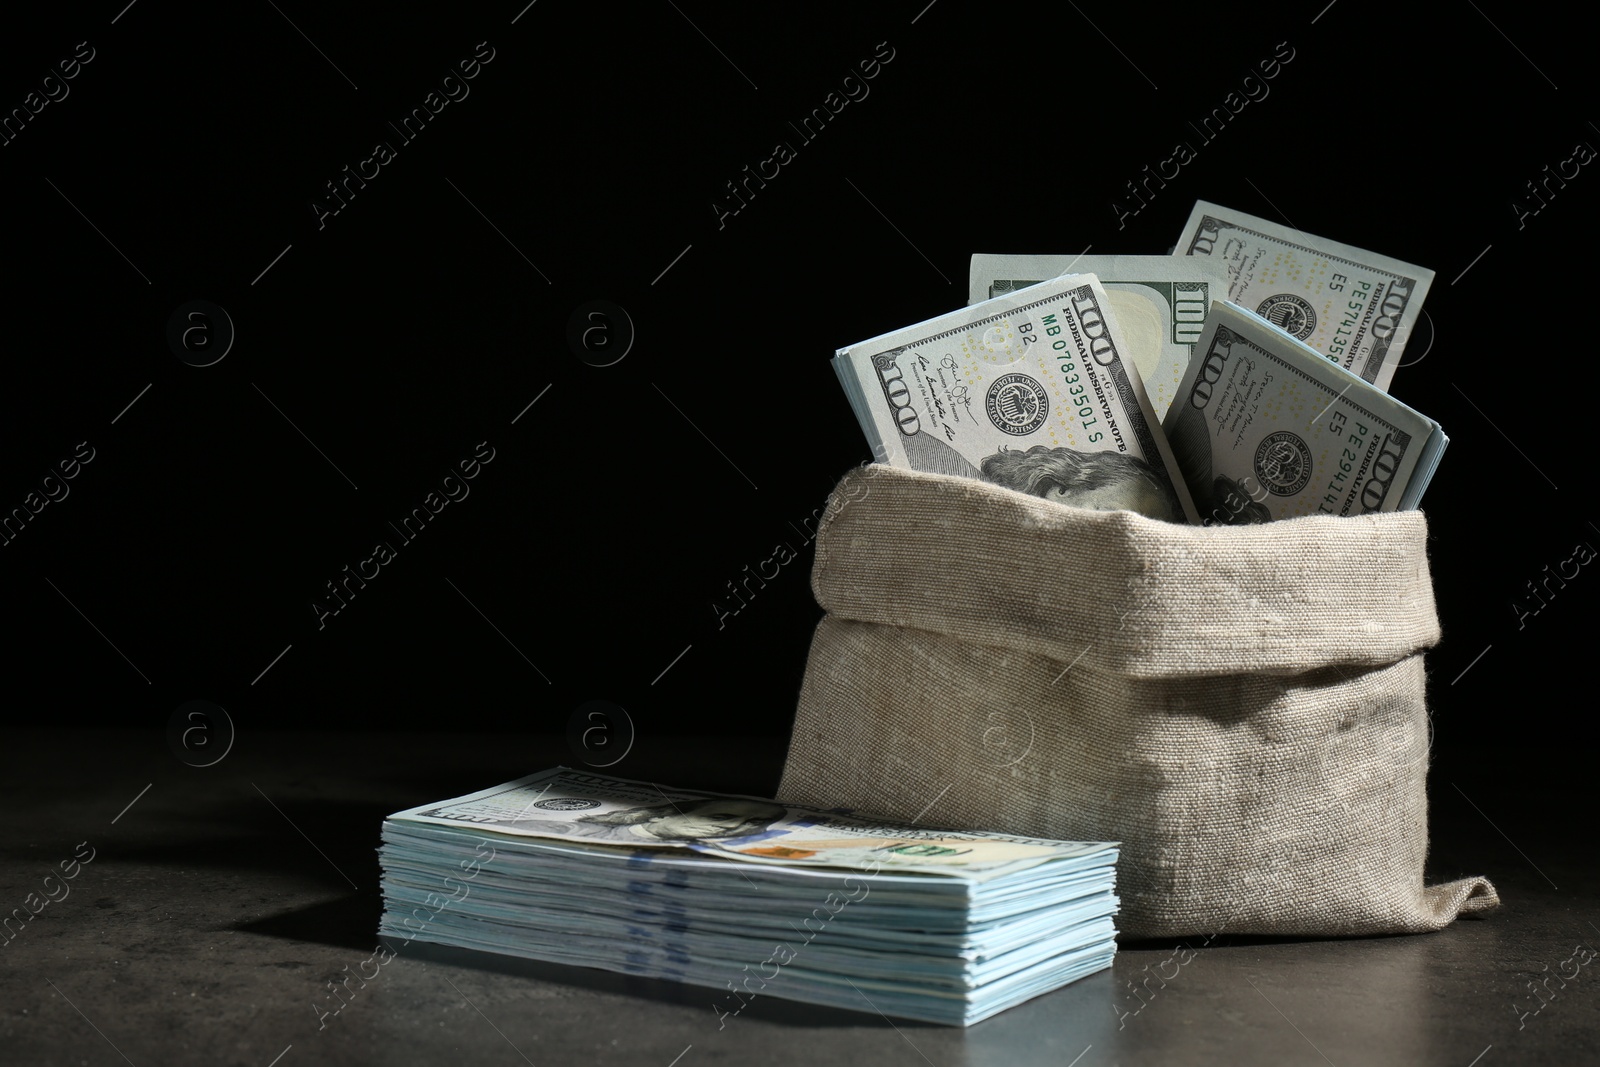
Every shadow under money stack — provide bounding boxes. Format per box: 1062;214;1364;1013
377;767;1120;1026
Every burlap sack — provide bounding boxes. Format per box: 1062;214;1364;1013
777;464;1498;938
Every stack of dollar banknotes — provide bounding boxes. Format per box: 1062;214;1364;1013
378;768;1120;1026
836;201;1444;524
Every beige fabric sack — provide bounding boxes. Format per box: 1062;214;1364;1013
777;464;1498;938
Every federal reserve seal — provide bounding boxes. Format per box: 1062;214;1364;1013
1254;431;1313;495
986;373;1048;435
533;797;601;811
1256;294;1316;339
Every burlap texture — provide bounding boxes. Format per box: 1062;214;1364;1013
777;464;1499;937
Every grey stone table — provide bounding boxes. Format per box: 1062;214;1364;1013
2;729;1594;1066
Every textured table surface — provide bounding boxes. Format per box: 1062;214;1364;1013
2;729;1593;1067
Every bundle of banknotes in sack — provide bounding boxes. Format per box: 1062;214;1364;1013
835;201;1445;525
378;768;1120;1026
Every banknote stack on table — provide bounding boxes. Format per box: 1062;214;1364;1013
835;200;1446;524
378;768;1120;1026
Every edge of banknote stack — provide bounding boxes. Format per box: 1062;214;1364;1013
377;767;1122;1027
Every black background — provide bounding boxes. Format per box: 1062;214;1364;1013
1;1;1592;784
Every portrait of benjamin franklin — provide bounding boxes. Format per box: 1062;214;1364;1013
575;798;787;843
979;444;1183;523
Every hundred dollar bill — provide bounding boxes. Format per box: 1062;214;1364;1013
968;254;1229;420
1163;301;1447;524
380;767;1121;1026
387;766;1116;882
1176;201;1434;392
834;274;1200;524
